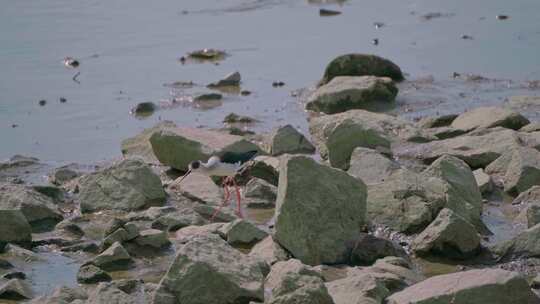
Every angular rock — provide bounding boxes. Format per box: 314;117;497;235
29;286;88;304
218;219;268;246
386;269;537;304
309;110;428;170
521;123;540;133
121;121;177;164
174;173;223;206
486;147;540;195
132;102;157;117
247;156;280;186
134;229;171;248
249;236;289;266
77;264;112;284
244;178;277;208
193;204;238;222
495;223;540;261
207;71;241;87
424;126;468;140
89;242;132;270
451;106;529;131
149;127;260;171
326;272;390;304
51;165;80;185
411;208;481;259
474;168;493;194
348;233;407;266
265;125;315;156
0;183;62;229
307;76;398;114
319;53;404;86
151;209;206;231
417;114;458;128
79;159;166;213
513;186;540;227
175;223;224;243
347;147;400;184
86;282;137;304
0;209;32;251
274;156;366;265
156;234;264;304
267;273;334;304
0;279;32;300
265;259;322;291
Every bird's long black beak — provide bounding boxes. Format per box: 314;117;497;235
176;169;192;184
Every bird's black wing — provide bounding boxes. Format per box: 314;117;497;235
219;150;258;165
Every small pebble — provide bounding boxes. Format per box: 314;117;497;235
272;82;279;87
372;38;379;45
240;90;252;96
11;124;18;128
496;15;509;20
38;100;46;106
461;35;473;40
319;8;341;16
59;97;67;103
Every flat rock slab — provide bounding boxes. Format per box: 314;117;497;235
307;76;398;114
451;106;529;131
173;173;223;206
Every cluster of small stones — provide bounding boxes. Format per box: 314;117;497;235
2;53;540;303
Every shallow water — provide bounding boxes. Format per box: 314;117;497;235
1;0;540;163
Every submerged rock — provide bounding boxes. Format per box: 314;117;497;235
155;234;264;304
0;209;32;251
150;127;260;171
319;54;404;86
187;48;227;60
307;76;398;114
265;125;315;156
274;156;366;265
79;159;166;213
223;113;257;124
386;269;536;304
131;102;157;117
451;106;529;132
208;71;241;87
411;208;481;259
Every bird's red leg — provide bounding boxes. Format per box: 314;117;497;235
231;177;243;218
210;178;231;222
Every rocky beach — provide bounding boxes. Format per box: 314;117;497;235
2;1;540;303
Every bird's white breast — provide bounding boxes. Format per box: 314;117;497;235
203;161;240;177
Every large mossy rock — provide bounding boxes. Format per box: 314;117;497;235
451;106;529;132
386;269;537;304
79;159;166;213
155;234;264;304
121;121;177;164
486;147;540;195
0;210;32;251
307;76;398;114
309;110;428;170
411;208;481;259
149;127;260;171
0;183;62;229
274;156;366;265
319;54;404;86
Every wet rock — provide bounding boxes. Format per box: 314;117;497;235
423;126;468;140
207;71;241;87
307;76;398;114
151;208;206;231
274;156;366;265
248;156;280;186
217;219;268;246
61;241;99;253
474;168;493;195
38;99;46;106
347;147;400;184
134;229;170;248
386;269;536;304
411;208;481;259
28;285;87;304
319;8;341;16
2;271;25;280
309;109;428;170
102;223;140;249
192;204;238;222
187;48;227;60
0;183;62;229
88;242;132;271
249;236;289;265
486;146;540;195
79;159;166;213
417;114;458;128
132;102;157;117
175;223;224;243
77;264;112;284
50;165;80;185
0;210;32;251
265;259;322;290
193;92;222;101
223;112;257;124
3;244;41;261
126;206;178;222
0;279;32;300
451;106;529;132
521;123;540;133
0;259;14;269
512;186;540;227
86;282;137;304
149;127;260;171
0;155;39;170
319;54;404;86
495;223;540;261
121;121;177;164
244;178;277;208
267;272;333;304
156;234;264;304
326;271;390;304
348;233;407;266
263;125;315;156
419;12;455;21
32;185;65;202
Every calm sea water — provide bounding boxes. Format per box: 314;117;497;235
1;0;539;163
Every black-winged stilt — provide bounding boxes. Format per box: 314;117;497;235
63;57;80;83
174;150;258;220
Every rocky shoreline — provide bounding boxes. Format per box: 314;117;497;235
2;54;540;303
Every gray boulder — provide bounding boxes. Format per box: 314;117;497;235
79;159;166;213
265;259;322;291
121;121;177;163
267;273;334;304
244;178;277;208
348;233;407;266
265;125;315;156
134;229;171;248
347;147;401;184
451;106;529;131
326;272;390;304
274;156;366;265
151;209;206;231
485;147;540;195
495;223;540;261
28;286;87;304
217;219;268;246
174;223;224;243
0;209;32;251
207;71;241;87
521;123;540;133
156;234;264;304
474;168;493;195
0;278;32;300
386;269;537;304
417;114;458;128
88;242;132;270
86;282;137;304
319;54;404;86
249;236;289;266
411;208;481;259
513;186;540;227
77;264;112;284
307;76;398;114
149;127;259;171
